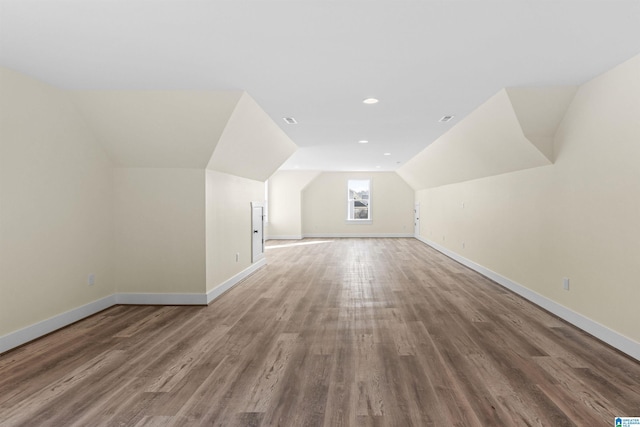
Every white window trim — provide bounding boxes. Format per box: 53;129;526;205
346;178;372;223
346;219;373;225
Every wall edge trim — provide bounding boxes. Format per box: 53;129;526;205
415;236;640;362
303;233;414;238
115;292;207;305
0;295;116;355
0;260;268;354
206;258;267;304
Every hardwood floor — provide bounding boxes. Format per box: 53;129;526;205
1;238;639;426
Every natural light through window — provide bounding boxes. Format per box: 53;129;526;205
347;179;371;221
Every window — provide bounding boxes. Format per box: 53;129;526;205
347;179;371;221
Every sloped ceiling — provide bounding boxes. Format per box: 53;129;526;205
207;93;297;182
507;87;578;162
2;1;638;172
71;91;243;168
397;87;577;190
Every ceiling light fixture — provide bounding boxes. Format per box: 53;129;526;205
363;98;379;104
384;152;391;156
439;115;454;123
283;117;297;124
358;140;369;144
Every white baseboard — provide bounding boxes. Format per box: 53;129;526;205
0;295;116;355
207;258;267;304
265;235;303;240
303;233;414;238
0;260;268;355
415;236;640;362
115;292;207;305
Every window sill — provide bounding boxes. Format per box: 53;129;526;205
346;219;372;225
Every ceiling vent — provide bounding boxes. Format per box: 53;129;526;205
439;115;455;123
283;117;297;124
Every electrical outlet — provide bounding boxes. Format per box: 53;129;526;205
563;277;570;291
88;274;95;286
462;241;465;249
235;253;240;262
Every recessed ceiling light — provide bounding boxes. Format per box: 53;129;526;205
383;152;391;156
363;98;379;104
283;117;297;124
439;115;454;123
358;140;369;144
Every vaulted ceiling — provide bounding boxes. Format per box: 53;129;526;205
397;86;578;189
1;0;639;173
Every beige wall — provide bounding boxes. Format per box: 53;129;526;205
302;172;414;236
266;170;320;239
205;170;264;291
71;90;242;168
416;55;640;342
208;93;298;181
0;68;286;349
0;68;114;336
113;168;206;294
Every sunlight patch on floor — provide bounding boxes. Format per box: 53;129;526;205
266;240;334;250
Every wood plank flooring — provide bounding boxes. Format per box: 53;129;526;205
1;238;639;426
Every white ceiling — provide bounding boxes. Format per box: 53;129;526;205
1;0;639;172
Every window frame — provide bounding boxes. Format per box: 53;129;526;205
346;178;372;224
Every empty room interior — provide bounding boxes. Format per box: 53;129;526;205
1;1;639;426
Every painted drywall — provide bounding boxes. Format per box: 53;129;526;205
208;93;298;181
266;170;321;239
0;67;114;336
416;54;640;342
506;86;577;161
302;172;414;236
398;87;577;190
114;168;206;294
71;90;243;168
398;89;548;189
205;170;265;292
0;68;292;352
